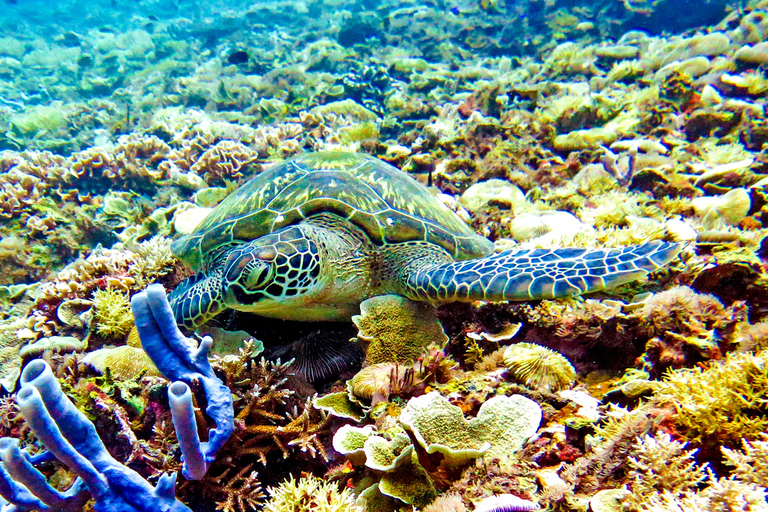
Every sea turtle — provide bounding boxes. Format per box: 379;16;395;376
169;151;679;330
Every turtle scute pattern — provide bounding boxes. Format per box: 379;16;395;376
405;240;680;302
171;152;492;271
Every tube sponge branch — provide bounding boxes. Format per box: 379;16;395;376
130;283;234;480
0;359;191;512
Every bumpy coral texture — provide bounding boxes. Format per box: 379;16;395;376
263;475;361;512
653;350;768;446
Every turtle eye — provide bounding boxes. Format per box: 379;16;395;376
244;260;275;290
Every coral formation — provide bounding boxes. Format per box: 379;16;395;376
263;474;361;512
503;343;576;393
4;1;768;511
352;295;448;366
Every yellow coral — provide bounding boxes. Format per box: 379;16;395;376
622;432;708;511
92;288;134;339
502;342;576;393
263;474;361;512
653;350;768;445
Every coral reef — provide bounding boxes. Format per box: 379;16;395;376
3;1;768;511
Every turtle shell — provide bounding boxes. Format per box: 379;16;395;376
172;151;493;271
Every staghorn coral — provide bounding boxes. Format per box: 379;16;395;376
263;474;361;512
502;343;576;393
722;435;768;487
652;350;768;446
622;432;708;511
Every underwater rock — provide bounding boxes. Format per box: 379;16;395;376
507;211;586;243
173;206;213;235
734;42;768;65
459;179;526;213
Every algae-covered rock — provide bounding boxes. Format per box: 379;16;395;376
309;99;379;123
81;345;161;380
459;179;526;213
399;391;541;465
353;295;447;366
735;42;768;65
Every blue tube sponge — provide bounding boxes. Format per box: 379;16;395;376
130;283;234;480
0;359;191;512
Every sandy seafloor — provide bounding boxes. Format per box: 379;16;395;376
2;0;768;510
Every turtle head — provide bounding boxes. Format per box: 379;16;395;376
221;227;322;310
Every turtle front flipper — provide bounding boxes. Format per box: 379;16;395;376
168;261;227;330
403;241;681;302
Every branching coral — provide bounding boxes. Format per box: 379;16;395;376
653;350;768;446
264;474;361;512
622;433;708;511
92;287;134;339
722;435;768;487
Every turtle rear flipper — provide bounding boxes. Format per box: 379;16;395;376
404;241;681;302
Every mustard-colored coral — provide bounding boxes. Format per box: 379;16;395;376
653;350;768;446
92;288;134;339
352;295;448;366
502;342;576;393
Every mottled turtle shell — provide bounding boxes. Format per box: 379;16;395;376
172;151;493;271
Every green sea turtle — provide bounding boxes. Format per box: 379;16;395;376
169;151;679;330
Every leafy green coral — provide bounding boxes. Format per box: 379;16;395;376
399;391;541;466
352;295;448;365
